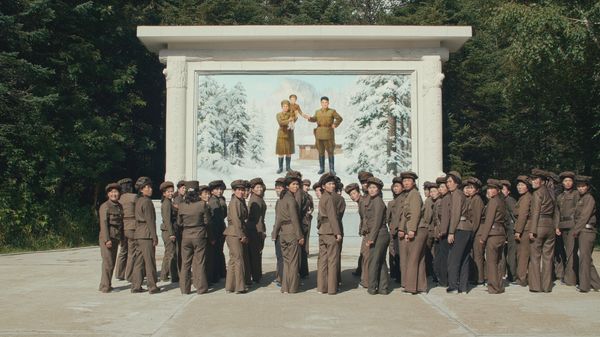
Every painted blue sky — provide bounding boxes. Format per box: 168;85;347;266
216;74;357;101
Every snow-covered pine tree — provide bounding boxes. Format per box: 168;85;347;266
245;104;265;165
344;75;412;175
197;76;229;172
224;82;251;165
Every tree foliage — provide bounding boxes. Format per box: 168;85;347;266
2;0;599;250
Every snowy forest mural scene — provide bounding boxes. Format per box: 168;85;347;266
196;74;412;184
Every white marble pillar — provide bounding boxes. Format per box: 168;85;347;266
163;56;187;182
419;55;445;181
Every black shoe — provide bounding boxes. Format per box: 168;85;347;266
379;289;390;295
367;289;377;295
446;287;458;294
131;288;147;293
285;156;292;172
328;156;336;175
149;287;161;294
276;157;284;174
317;156;325;174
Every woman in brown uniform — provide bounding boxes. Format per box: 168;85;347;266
514;175;532;287
478;179;507;294
465;177;485;286
98;183;123;293
224;180;249;294
399;171;426;294
159;181;177;282
275;99;297;174
246;178;267;284
317;173;343;294
387;177;403;284
573;175;600;292
364;177;390;295
433;176;451;287
178;181;211;294
272;174;305;293
131;177;160;294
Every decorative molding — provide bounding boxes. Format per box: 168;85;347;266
164;57;187;88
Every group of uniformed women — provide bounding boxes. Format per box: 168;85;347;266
98;169;598;295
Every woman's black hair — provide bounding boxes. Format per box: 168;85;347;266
184;189;200;203
121;183;133;194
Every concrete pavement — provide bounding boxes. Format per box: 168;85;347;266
1;238;599;337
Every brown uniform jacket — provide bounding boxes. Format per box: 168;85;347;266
333;192;346;236
364;195;388;243
160;198;176;236
554;189;579;229
308;108;343;140
294;189;311;234
119;193;137;231
290;103;302;115
276;111;296;138
387;195;402;235
420;197;435;229
399;188;423;232
530;184;555;235
468;194;485;235
99;200;123;242
224;195;248;238
208;195;227;237
317;191;343;236
449;190;469;233
134;196;157;241
359;194;369;235
178;200;211;239
436;193;452;237
515;192;532;234
391;192;408;234
505;195;517;226
273;191;303;240
479;195;507;241
573;192;597;236
247;194;267;233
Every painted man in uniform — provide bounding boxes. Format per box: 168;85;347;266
302;96;343;175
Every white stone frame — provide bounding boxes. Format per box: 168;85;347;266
138;26;471;184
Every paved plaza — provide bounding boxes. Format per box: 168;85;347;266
1;233;599;337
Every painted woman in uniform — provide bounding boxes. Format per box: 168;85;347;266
275;99;297;173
